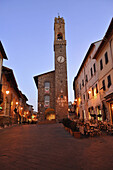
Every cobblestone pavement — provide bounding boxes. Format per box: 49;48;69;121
0;123;113;170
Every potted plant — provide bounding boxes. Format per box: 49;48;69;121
73;128;81;138
70;121;81;138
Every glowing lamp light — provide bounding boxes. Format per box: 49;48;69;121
94;88;96;96
75;99;77;102
21;107;23;110
6;90;9;94
16;102;18;105
88;90;91;94
61;89;63;93
112;105;113;110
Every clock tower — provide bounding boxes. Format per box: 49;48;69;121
54;16;68;120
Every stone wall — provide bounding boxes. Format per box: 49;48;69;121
37;71;55;121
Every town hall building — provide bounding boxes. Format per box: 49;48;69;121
34;16;68;121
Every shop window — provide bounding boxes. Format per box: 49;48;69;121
44;95;50;108
91;106;94;113
90;67;93;77
100;59;103;70
84;110;86;120
97;106;102;121
107;75;111;88
105;52;109;64
93;63;96;73
88;108;91;119
102;80;106;91
45;82;50;93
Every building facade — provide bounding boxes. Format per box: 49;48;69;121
34;16;68;121
0;66;33;126
73;41;101;120
0;66;21;125
73;18;113;123
0;41;34;126
0;41;8;104
93;18;113;123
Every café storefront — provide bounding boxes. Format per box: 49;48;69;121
104;90;113;124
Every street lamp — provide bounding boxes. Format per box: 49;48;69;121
88;90;91;94
16;102;18;105
6;90;9;95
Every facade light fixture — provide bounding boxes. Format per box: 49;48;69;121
112;104;113;110
68;108;70;112
6;90;9;94
88;90;91;94
16;102;18;105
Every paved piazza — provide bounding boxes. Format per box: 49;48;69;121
0;123;113;170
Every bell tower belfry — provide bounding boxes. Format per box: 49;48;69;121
54;16;68;120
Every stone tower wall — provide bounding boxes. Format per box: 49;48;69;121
54;16;68;120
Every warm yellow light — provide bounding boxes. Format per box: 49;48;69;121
112;105;113;110
16;102;18;105
75;99;77;102
78;98;81;103
21;107;23;110
46;114;55;120
94;88;96;96
88;90;91;94
6;90;9;94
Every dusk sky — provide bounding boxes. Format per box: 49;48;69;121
0;0;113;111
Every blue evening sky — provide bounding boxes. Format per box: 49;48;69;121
0;0;113;111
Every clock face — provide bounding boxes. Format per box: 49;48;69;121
57;56;65;63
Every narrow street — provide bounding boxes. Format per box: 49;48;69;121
0;123;113;170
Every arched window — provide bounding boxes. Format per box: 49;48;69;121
57;33;63;40
44;95;50;108
44;82;50;93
